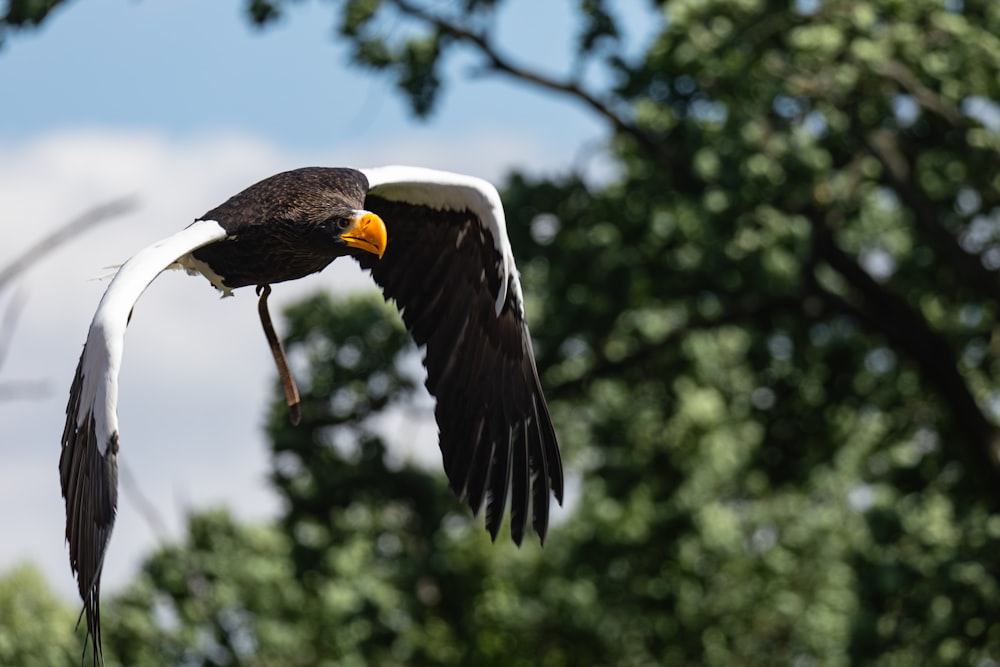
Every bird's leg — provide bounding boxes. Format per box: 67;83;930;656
256;284;301;426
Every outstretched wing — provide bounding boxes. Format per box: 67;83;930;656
357;166;563;545
60;219;228;660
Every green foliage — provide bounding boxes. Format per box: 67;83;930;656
0;563;80;666
577;0;619;56
100;294;585;666
103;511;304;666
245;0;284;26
0;0;67;45
488;1;1000;661
1;0;64;27
12;0;1000;664
296;0;1000;662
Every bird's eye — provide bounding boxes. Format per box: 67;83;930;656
336;217;353;231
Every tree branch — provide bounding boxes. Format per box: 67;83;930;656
0;196;136;401
0;196;137;292
873;59;964;126
865;129;1000;302
810;218;1000;483
388;0;677;167
0;286;26;373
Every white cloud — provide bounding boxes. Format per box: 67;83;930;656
0;126;559;602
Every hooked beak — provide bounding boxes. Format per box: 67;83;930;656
342;211;387;259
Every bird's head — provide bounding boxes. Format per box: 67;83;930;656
319;207;387;259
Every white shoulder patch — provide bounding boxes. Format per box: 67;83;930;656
360;165;518;315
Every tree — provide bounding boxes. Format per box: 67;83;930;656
247;1;1000;662
0;563;81;666
0;0;66;44
103;295;570;667
11;0;1000;663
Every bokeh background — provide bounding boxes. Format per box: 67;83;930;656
2;0;1000;665
0;0;639;596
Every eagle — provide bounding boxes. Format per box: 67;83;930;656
60;165;563;660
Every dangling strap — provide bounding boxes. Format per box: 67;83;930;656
256;284;301;426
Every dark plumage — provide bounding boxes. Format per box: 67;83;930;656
60;165;563;663
192;168;375;288
356;194;561;540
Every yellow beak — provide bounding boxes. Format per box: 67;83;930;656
343;211;387;259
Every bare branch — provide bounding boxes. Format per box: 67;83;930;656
0;196;136;402
0;196;137;293
0;286;26;372
119;461;171;544
388;0;676;167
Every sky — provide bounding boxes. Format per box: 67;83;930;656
0;0;652;604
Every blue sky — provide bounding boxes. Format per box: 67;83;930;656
2;0;625;159
0;0;653;603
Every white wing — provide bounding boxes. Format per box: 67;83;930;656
60;218;228;658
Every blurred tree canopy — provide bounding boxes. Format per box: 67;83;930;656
0;564;80;665
0;0;62;43
8;0;1000;664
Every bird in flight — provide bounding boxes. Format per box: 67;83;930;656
60;165;563;662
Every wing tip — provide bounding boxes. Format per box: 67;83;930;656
61;365;118;665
